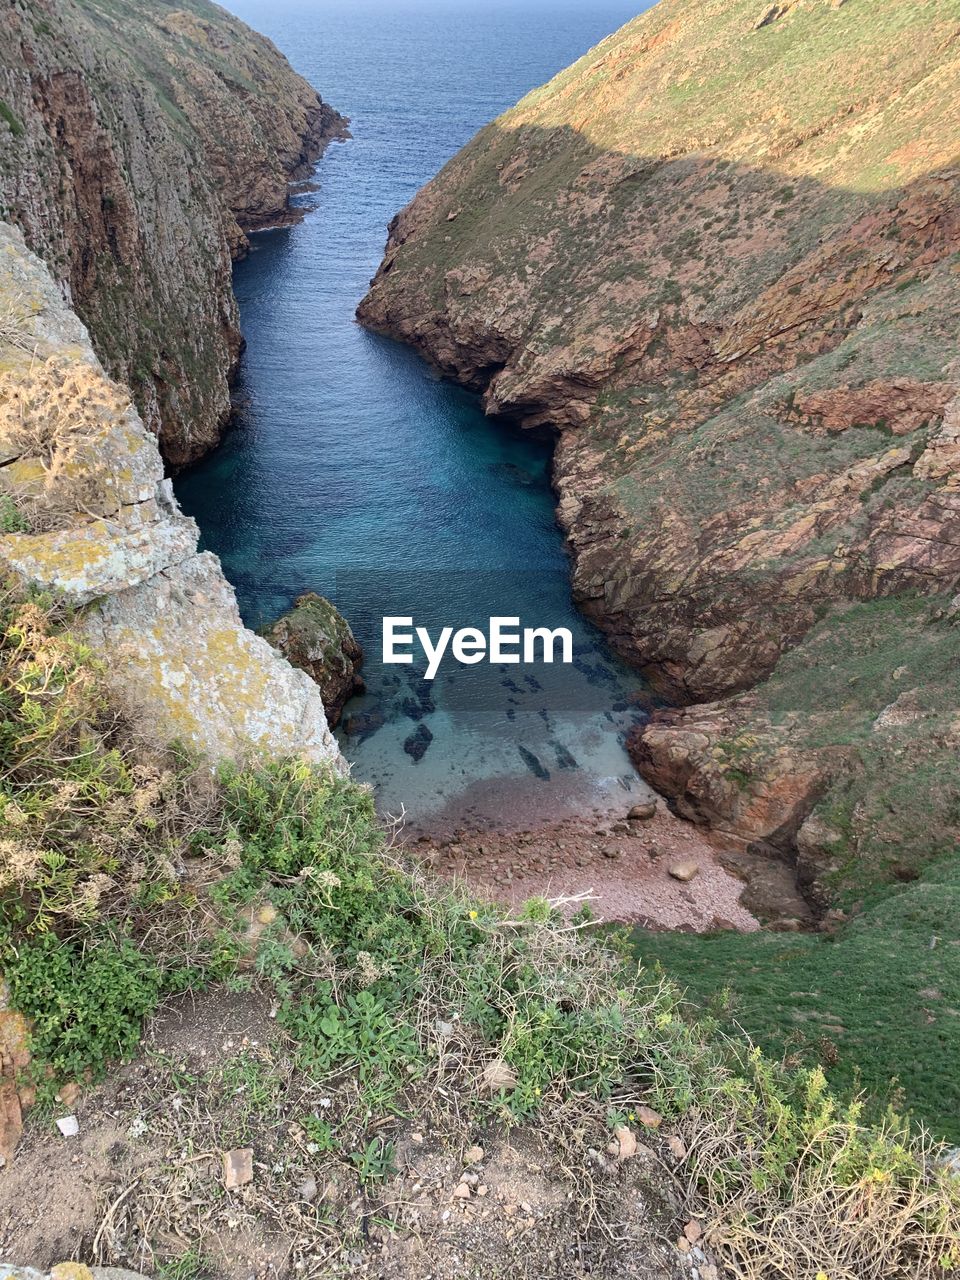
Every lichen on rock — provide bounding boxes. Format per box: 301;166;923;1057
263;592;365;728
0;222;343;772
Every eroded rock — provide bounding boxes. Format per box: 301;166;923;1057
0;224;343;771
264;592;364;727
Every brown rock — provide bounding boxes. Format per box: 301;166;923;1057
56;1081;81;1108
0;3;347;467
263;593;364;727
668;861;700;883
613;1125;638;1161
628;800;658;821
223;1147;254;1189
0;1006;31;1164
354;0;960;908
636;1105;662;1129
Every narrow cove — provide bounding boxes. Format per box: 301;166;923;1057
173;0;774;930
174;0;651;826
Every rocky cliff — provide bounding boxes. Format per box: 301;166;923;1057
0;221;343;767
0;0;346;466
358;0;960;896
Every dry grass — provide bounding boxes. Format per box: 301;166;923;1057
0;354;137;531
0;292;40;355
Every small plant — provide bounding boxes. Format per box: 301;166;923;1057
156;1249;211;1280
350;1136;397;1187
0;494;28;533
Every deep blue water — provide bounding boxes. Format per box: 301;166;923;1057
175;0;655;828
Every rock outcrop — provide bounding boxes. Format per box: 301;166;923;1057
0;0;346;466
0;222;343;769
264;592;365;727
358;0;960;894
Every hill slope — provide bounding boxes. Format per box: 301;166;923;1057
0;0;345;465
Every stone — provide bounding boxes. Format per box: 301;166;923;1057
56;1115;80;1138
403;723;434;762
666;1135;687;1160
481;1058;517;1092
223;1147;254;1189
263;592;364;728
636;1105;662;1129
613;1125;638;1161
769;917;804;932
684;1219;702;1243
56;1082;81;1108
668;861;700;883
628;801;657;821
464;1144;485;1165
299;1175;318;1202
0;1005;30;1164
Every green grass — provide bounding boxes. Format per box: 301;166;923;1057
0;98;24;138
2;584;959;1275
630;848;960;1142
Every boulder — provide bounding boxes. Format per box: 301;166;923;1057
263;592;364;728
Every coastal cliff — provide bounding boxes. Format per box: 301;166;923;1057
0;0;346;466
358;0;960;892
0;221;343;767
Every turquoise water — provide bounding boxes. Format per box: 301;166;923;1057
175;0;654;828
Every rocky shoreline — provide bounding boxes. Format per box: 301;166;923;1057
356;0;960;908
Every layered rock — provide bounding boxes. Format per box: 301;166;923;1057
264;592;365;728
630;590;960;906
0;0;346;466
358;0;960;891
0;222;343;769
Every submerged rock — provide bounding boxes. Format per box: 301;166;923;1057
264;592;364;728
404;723;434;762
517;745;550;781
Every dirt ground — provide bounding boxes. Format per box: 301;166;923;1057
0;991;718;1280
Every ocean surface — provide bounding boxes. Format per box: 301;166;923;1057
175;0;655;829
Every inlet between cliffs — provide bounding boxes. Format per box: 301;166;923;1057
175;0;649;828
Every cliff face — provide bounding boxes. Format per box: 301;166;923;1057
0;0;346;467
0;221;343;768
358;0;960;891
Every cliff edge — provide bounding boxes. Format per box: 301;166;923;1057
0;221;342;767
0;0;346;466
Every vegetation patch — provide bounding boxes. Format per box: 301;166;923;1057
0;585;957;1275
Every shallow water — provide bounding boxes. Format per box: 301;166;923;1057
175;0;653;827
